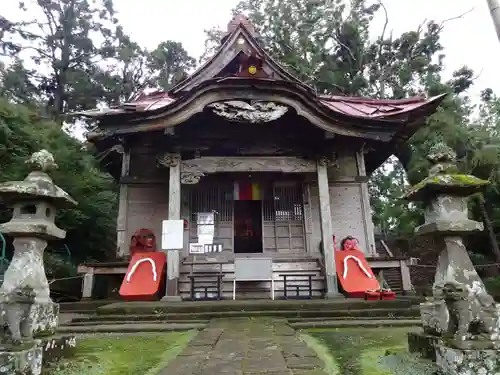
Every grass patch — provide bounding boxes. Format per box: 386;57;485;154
46;331;196;375
304;327;436;375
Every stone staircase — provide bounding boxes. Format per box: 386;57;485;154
58;298;423;334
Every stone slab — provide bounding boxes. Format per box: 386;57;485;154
290;319;421;329
57;322;205;333
156;356;202;375
281;344;318;358
157;318;327;375
176;345;212;357
244;371;293;375
435;345;500;375
285;356;323;370
198;359;244;375
292;370;329;375
244;350;288;373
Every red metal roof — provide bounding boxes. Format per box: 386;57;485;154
79;90;442;120
319;94;437;118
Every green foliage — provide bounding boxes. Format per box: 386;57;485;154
0;1;197;264
369;158;423;237
0;98;117;262
44;252;76;279
2;0;500;258
1;0;196;120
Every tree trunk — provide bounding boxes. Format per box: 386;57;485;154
477;194;500;263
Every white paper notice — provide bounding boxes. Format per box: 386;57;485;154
189;243;204;254
161;219;184;250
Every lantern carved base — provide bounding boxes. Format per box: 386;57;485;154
0;340;43;375
31;303;59;338
435;345;500;375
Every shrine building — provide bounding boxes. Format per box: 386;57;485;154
76;15;445;301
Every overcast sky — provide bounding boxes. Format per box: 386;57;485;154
114;0;500;99
4;0;500;99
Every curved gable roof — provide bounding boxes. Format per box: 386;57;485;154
169;15;305;95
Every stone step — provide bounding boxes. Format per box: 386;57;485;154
59;301;117;312
97;297;423;315
287;315;419;323
73;307;419;323
64;315;416;327
57;322;207;334
63;319;210;326
289;319;422;329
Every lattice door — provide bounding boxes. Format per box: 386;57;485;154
262;182;306;253
187;182;234;251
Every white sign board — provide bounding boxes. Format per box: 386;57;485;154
189;243;204;254
197;212;215;225
198;234;214;245
161;220;184;250
197;224;215;236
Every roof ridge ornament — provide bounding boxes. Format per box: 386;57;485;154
226;14;258;37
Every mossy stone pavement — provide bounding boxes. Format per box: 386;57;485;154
159;318;326;375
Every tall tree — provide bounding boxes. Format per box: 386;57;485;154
202;0;500;249
0;98;117;263
1;0;119;120
147;41;196;92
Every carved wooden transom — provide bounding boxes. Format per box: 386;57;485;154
207;100;288;123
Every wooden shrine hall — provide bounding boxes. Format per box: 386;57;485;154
76;14;445;301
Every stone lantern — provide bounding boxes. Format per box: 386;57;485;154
406;142;500;374
0;150;77;374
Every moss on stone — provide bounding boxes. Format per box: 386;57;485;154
97;298;422;315
300;333;340;375
45;331;195;375
305;327;437;375
404;174;489;201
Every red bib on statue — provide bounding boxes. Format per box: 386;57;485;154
119;252;166;301
335;249;380;298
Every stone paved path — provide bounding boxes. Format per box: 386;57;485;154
159;318;327;375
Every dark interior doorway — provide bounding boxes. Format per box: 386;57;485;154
233;200;263;254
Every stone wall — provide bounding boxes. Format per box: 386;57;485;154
126;185;169;252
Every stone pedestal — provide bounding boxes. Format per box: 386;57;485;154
435;345;500;375
0;150;78;375
404;142;500;375
0;341;43;375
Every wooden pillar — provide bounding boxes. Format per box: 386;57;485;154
163;153;182;301
356;150;376;257
302;183;313;254
317;160;342;297
400;259;414;295
116;146;130;259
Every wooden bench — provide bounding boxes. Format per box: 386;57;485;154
232;258;275;300
280;273;314;300
188;261;224;301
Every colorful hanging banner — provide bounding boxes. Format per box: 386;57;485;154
234;182;261;200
